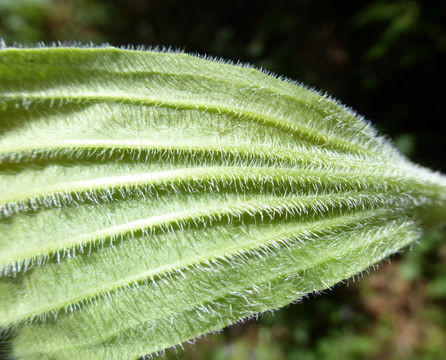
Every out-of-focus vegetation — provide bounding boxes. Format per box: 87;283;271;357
1;1;445;359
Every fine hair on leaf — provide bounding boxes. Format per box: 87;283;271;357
0;45;445;360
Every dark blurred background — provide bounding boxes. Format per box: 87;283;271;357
1;1;445;359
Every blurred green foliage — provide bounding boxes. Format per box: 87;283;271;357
1;1;445;359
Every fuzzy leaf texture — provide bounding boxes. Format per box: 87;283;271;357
0;46;445;360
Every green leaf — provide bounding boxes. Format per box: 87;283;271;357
0;46;445;359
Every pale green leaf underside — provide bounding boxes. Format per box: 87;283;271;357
0;47;445;360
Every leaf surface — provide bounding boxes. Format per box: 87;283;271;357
0;47;445;359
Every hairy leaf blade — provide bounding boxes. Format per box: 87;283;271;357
0;47;445;360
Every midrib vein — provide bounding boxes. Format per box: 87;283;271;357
0;165;425;210
2;191;383;266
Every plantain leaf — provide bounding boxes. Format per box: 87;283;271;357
0;46;445;359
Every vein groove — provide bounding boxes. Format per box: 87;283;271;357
0;93;379;156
